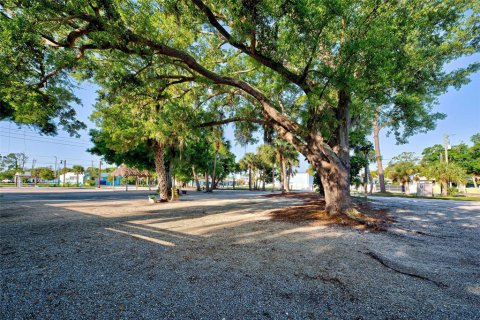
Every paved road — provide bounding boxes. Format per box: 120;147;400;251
0;188;269;202
0;188;152;202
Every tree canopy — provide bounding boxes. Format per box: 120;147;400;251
385;152;419;192
1;0;478;214
420;133;480;187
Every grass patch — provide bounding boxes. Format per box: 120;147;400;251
372;192;480;201
0;183;96;188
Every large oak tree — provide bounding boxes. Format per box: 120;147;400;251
1;1;478;215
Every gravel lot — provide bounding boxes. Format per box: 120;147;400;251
1;189;479;319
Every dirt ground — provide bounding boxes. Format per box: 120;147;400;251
1;189;479;319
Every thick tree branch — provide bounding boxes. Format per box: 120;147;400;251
154;75;195;81
125;33;302;135
36;69;58;88
190;0;311;93
195;91;229;109
198;117;268;127
27;8;325;169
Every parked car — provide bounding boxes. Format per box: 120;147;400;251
1;179;13;183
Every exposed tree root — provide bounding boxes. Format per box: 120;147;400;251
392;226;454;239
299;273;346;288
294;272;356;301
364;251;448;288
344;208;373;226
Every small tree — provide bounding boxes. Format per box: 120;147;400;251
257;144;277;192
59;167;72;186
30;168;40;186
421;133;480;188
72;165;85;187
272;139;298;193
239;152;256;191
39;168;54;181
469;134;480;187
422;162;466;196
385;152;419;194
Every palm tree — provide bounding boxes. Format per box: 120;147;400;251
354;141;375;197
257;144;277;191
72;165;85;187
239;152;256;191
30;168;40;187
273;139;299;193
422;162;466;196
284;148;299;191
385;152;419;194
209;127;224;190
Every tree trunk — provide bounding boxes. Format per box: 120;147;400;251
315;89;352;215
441;181;448;196
76;174;79;187
167;161;173;190
212;144;219;189
213;176;220;189
262;166;266;191
472;176;477;189
205;169;211;192
363;163;369;201
153;140;169;201
248;166;252;191
317;163;352;215
402;181;410;194
368;167;374;195
282;159;289;192
271;166;275;192
373;124;386;193
192;166;201;191
278;152;284;193
287;165;292;191
168;160;176;200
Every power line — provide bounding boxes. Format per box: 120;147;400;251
0;123;87;134
0;134;90;148
0;126;92;142
0;152;113;168
0;130;91;145
0;152;102;163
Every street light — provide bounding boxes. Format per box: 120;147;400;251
60;160;66;187
54;156;57;186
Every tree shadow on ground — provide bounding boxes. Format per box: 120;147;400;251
1;191;479;319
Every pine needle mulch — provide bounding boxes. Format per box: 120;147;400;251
264;192;393;231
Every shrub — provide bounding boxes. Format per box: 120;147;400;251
447;187;459;196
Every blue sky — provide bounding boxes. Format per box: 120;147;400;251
0;56;478;172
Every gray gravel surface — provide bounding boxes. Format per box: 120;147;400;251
1;189;479;319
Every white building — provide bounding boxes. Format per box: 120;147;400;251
289;172;314;191
59;172;85;185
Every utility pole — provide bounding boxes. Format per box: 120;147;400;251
54;156;58;186
98;160;102;188
443;133;449;164
61;160;67;187
90;160;94;185
32;159;36;186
